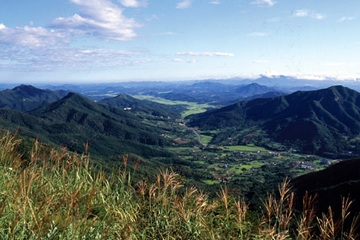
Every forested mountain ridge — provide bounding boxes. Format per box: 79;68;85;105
187;85;360;157
0;83;359;238
99;93;186;119
0;84;68;112
0;92;170;158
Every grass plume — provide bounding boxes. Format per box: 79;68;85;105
0;131;358;239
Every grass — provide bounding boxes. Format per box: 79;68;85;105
229;161;265;175
222;144;268;152
0;131;359;239
200;134;213;145
203;180;220;185
133;94;214;118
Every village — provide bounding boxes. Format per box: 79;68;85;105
170;143;334;185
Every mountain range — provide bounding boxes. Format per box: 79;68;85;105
1;82;360;234
1;83;360;216
0;84;68;112
0;86;174;159
147;82;284;105
187;85;360;157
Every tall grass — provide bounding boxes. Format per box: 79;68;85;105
0;131;358;239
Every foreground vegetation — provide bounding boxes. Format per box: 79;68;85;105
0;131;358;239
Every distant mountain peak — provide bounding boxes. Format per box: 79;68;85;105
0;85;66;112
63;92;80;99
56;92;96;107
13;84;47;94
13;84;34;89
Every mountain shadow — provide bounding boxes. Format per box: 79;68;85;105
187;85;360;157
291;158;360;231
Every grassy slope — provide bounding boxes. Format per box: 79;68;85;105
0;131;358;239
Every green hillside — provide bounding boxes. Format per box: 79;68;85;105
99;93;186;119
187;85;360;157
0;92;171;159
0;85;67;112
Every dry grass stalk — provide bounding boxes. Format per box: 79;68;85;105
297;191;317;240
136;180;147;196
317;206;336;239
259;178;293;239
346;213;360;240
1;131;360;239
235;198;248;226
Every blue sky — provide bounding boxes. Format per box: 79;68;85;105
0;0;359;83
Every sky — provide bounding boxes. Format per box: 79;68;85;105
0;0;359;84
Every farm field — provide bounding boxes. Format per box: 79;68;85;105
168;142;329;186
133;95;214;117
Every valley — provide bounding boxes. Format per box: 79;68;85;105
0;80;360;238
2;1;359;237
0;81;359;205
148;111;333;204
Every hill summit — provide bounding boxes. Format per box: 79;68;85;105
0;84;67;112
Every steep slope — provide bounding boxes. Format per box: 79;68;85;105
0;93;170;158
187;86;360;156
0;85;68;112
99;94;185;119
291;158;360;226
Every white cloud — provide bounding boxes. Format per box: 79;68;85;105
172;58;196;63
312;13;325;20
290;73;360;81
176;51;234;57
119;0;147;8
1;0;143;48
0;24;69;48
251;0;276;7
338;16;354;22
146;14;159;21
253;59;268;64
50;0;141;41
293;9;325;20
293;9;308;17
247;32;268;37
176;0;192;9
0;45;144;72
209;0;220;4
